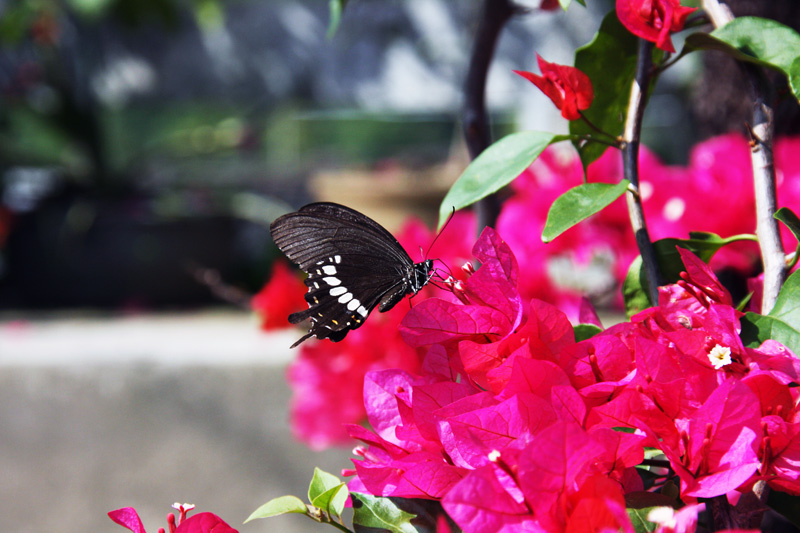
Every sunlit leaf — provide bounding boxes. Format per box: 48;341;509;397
776;207;800;243
542;180;629;242
740;270;800;352
438;131;567;228
623;256;650;317
351;493;418;533
308;467;343;502
573;323;602;341
245;496;308;522
684;17;800;102
626;507;658;533
310;484;349;519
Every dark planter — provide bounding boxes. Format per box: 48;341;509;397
0;190;269;310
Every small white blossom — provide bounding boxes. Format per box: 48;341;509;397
172;503;195;512
708;344;732;369
647;506;676;528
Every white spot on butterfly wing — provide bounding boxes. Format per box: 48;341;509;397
323;276;341;286
330;286;347;296
334;255;341;264
322;265;337;275
357;306;368;317
338;292;353;304
347;298;361;311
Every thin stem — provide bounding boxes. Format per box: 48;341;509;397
577;111;619;142
725;233;759;242
654;50;686;74
622;38;662;303
463;0;517;231
325;519;353;533
577;135;619;149
701;0;786;313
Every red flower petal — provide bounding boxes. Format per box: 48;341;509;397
513;56;593;120
616;0;697;53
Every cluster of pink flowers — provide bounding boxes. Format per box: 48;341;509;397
109;503;237;533
500;134;800;314
282;214;476;449
253;134;800;450
344;227;800;533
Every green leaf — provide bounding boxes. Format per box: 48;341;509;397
621;233;755;318
351;493;419;533
791;56;800;105
571;11;638;169
558;0;586;8
308;467;343;502
574;323;602;341
623;256;651;317
736;292;754;312
770;269;800;325
327;0;348;39
776;207;800;244
245;495;308;522
626;507;659;533
776;207;800;269
740;270;800;352
193;0;225;29
438;131;567;228
651;232;755;282
542;180;629;242
684;17;800;102
740;312;798;349
66;0;115;17
310;483;349;519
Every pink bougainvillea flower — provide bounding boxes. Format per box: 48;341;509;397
513;55;594;120
442;458;537;533
177;513;238;533
109;504;238;533
288;305;424;449
345;233;800;530
285;214;475;449
109;507;148;533
759;416;800;495
401;227;523;350
251;259;306;331
616;0;697;53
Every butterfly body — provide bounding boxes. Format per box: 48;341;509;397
270;202;434;347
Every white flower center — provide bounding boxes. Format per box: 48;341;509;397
708;344;732;369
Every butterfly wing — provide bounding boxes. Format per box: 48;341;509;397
270;203;417;347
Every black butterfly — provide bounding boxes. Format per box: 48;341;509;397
270;202;435;348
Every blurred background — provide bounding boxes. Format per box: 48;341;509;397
1;0;798;531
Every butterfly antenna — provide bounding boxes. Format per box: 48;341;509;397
433;258;454;280
424;206;456;260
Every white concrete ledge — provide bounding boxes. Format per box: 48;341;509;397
0;310;298;367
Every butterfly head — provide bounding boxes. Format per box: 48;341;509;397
411;259;435;294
